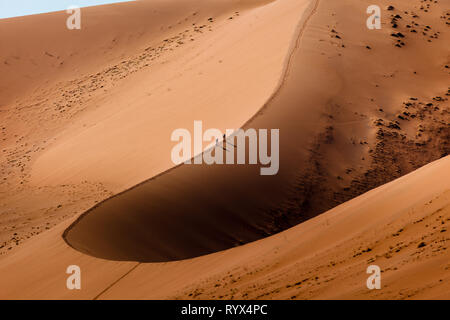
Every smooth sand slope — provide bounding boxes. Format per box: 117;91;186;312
21;0;306;190
0;0;449;299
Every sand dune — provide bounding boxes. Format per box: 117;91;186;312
63;0;320;262
25;0;307;191
0;0;449;300
0;156;448;299
100;155;450;300
0;0;311;257
65;0;449;263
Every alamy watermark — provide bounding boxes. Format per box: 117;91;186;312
366;5;381;30
366;265;381;289
66;265;81;290
66;5;81;30
171;121;279;175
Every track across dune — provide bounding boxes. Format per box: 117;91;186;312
63;0;320;262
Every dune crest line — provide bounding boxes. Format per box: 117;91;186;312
242;0;320;128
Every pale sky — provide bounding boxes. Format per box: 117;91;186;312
0;0;135;19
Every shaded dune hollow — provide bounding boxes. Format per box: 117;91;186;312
64;154;290;262
62;31;317;262
63;74;322;262
64;0;450;262
62;0;321;263
62;74;322;262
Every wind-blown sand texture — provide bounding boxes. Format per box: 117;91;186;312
0;0;449;299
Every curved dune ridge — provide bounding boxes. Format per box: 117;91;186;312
0;0;449;300
0;0;315;256
64;0;449;263
63;0;321;262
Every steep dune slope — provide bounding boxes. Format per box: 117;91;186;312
27;0;306;191
0;0;309;256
